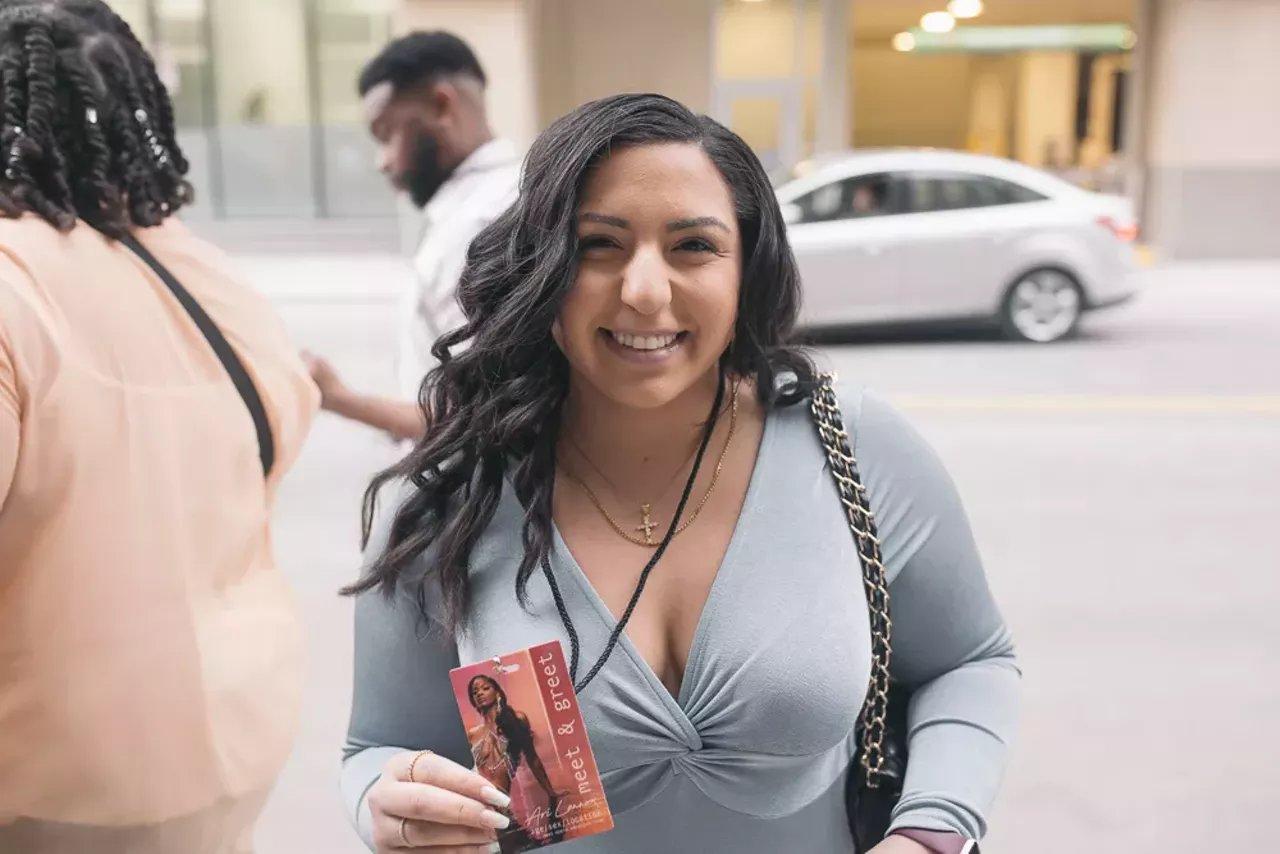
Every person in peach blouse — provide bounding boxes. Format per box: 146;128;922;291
0;2;318;852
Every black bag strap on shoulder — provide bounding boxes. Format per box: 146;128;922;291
119;232;275;478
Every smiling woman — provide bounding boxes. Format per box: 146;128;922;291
340;93;1019;854
558;145;743;409
346;92;810;626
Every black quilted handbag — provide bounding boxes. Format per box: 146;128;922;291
810;375;910;853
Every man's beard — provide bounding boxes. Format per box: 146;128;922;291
403;130;455;208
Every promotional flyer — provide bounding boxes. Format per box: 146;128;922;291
449;642;614;853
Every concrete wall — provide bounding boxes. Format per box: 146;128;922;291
716;0;817;79
533;0;713;130
852;48;973;150
1144;0;1280;258
851;48;1082;163
849;46;1118;172
1015;51;1079;168
966;55;1020;158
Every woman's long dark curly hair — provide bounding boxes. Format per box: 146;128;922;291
346;93;817;631
0;0;191;239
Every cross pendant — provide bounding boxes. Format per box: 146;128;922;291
636;503;658;545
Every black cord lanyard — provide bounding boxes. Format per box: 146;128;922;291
542;368;728;694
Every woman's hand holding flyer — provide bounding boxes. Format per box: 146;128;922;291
450;642;614;853
365;749;513;852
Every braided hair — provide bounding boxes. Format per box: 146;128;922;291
0;0;191;239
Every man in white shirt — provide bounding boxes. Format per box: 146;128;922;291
304;32;520;440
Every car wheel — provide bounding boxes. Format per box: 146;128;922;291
1000;268;1083;343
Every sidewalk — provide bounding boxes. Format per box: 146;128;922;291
1137;258;1280;287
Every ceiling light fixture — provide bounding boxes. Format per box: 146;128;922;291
920;11;956;33
892;31;917;52
947;0;984;19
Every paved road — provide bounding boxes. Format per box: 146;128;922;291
251;259;1280;854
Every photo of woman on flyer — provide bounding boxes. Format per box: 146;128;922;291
466;674;566;851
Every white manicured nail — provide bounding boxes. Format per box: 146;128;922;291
481;785;511;809
481;810;511;830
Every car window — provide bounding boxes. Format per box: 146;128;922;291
790;173;898;224
906;173;1047;213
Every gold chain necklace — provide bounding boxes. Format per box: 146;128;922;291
565;427;700;513
562;382;740;547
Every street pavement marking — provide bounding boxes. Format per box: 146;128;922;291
890;394;1280;415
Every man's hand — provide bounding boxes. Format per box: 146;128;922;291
300;349;426;442
301;350;351;414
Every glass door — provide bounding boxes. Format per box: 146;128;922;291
313;0;396;217
714;82;803;176
711;0;830;177
152;0;216;218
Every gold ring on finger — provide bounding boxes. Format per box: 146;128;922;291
398;816;411;848
407;749;433;784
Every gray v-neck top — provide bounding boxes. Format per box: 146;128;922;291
341;387;1020;852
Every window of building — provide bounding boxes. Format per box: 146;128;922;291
206;0;314;217
109;0;396;220
153;0;210;131
313;0;396;217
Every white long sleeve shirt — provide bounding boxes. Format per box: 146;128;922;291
397;138;520;400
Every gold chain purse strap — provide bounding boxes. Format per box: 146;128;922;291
810;373;894;789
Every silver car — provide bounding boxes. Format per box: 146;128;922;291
776;149;1142;342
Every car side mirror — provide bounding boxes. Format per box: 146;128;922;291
780;202;803;225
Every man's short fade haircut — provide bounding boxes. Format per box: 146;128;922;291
358;30;486;98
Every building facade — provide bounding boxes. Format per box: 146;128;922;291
1136;0;1280;259
109;0;1280;260
109;0;399;223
